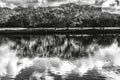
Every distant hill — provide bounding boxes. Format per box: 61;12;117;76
0;3;120;28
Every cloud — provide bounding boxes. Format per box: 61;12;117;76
101;0;119;7
0;0;120;9
0;0;97;8
0;0;40;8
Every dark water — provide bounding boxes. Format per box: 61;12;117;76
14;68;106;80
0;35;115;80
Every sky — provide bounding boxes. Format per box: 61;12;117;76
0;0;97;8
0;0;120;9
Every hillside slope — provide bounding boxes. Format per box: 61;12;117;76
0;3;120;28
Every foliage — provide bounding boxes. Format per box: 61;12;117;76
0;3;120;27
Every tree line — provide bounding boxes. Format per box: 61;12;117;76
0;3;120;28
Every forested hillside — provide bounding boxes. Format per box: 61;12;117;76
0;3;120;28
